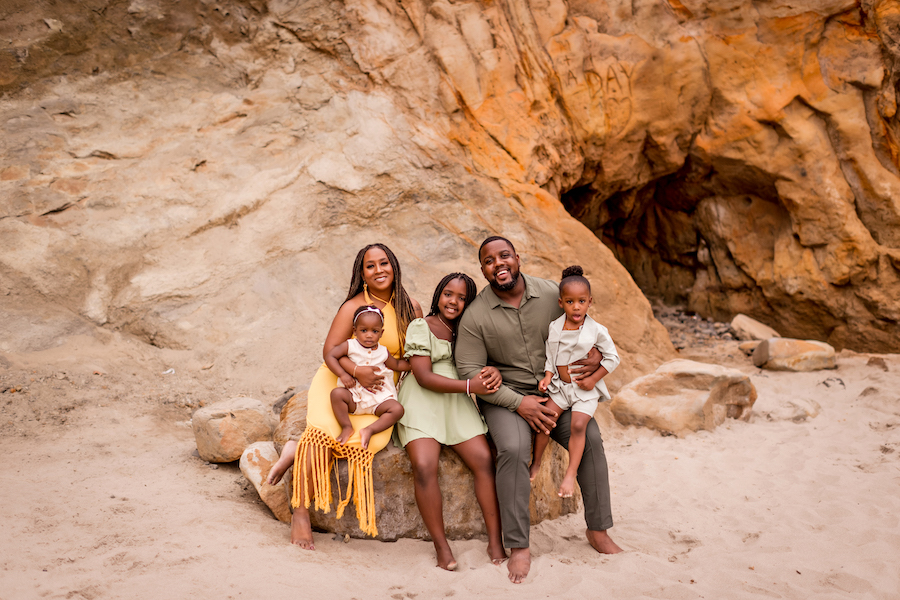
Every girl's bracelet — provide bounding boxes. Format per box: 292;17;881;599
353;365;358;378
466;379;470;395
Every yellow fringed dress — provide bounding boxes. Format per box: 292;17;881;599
292;292;400;537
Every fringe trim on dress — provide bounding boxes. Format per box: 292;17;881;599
291;425;378;537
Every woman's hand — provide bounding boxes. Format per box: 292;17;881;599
478;366;502;390
354;365;385;392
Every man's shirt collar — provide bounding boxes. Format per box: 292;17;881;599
485;273;540;309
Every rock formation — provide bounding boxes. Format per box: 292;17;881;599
4;1;898;400
0;0;675;396
239;441;293;522
610;359;757;436
731;314;781;342
192;397;274;462
752;338;838;371
302;436;579;541
270;388;579;539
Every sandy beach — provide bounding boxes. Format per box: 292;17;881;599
2;324;898;600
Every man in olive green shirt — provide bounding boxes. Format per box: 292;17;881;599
456;236;622;583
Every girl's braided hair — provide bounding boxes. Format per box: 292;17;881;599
427;273;477;353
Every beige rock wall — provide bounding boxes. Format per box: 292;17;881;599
0;0;673;394
10;0;897;377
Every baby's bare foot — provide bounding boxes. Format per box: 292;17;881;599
359;427;373;450
336;426;354;446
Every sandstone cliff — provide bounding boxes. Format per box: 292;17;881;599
0;0;673;391
3;0;898;395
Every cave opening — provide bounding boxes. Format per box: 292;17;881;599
560;155;788;331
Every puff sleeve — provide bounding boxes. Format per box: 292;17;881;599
402;318;433;359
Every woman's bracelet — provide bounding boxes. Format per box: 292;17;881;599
466;379;470;395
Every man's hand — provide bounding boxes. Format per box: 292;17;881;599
569;347;602;382
516;395;558;435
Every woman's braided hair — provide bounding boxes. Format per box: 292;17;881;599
345;243;417;350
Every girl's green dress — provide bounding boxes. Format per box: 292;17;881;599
394;318;488;447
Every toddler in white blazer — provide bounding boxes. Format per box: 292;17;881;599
530;266;619;498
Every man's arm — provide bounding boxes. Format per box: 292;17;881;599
570;322;620;382
455;314;523;410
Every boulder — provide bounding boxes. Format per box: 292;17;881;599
752;339;837;372
731;314;781;341
283;412;578;541
610;360;757;436
239;442;292;523
192;398;273;463
738;340;761;356
759;398;822;423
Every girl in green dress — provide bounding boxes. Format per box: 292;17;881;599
395;273;507;571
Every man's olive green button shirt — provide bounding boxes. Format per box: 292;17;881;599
455;274;564;410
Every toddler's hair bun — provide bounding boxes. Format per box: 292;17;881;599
561;265;584;279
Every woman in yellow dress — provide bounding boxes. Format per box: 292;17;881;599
267;243;421;548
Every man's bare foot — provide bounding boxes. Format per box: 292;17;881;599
336;425;353;446
290;509;315;550
507;547;530;583
529;461;540;482
558;474;576;498
488;541;508;565
359;426;373;450
586;529;622;554
266;457;292;486
435;544;457;571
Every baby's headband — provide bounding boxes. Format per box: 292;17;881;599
353;305;384;325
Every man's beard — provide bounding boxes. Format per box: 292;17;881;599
489;270;520;292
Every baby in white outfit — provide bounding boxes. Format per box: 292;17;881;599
326;305;410;449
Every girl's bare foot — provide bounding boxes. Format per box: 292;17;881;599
359;426;373;450
488;541;508;565
586;528;623;554
435;544;457;571
336;425;353;446
507;547;530;583
528;461;540;482
290;509;315;550
558;474;576;498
